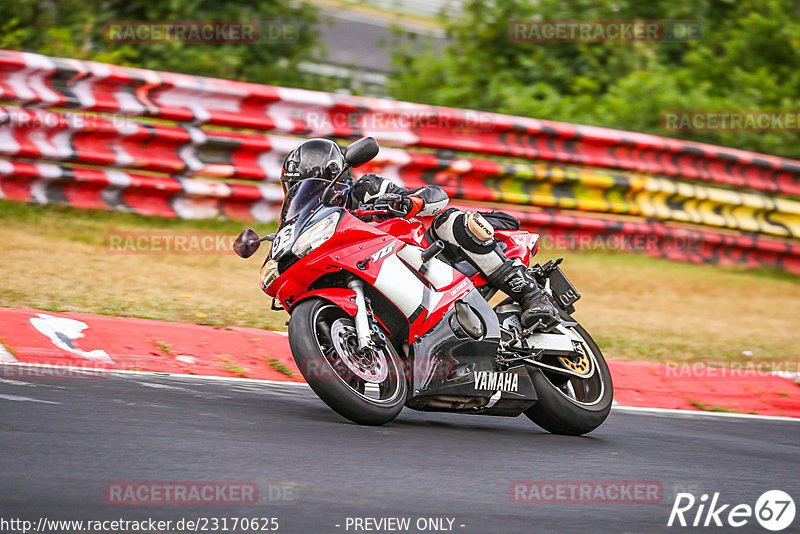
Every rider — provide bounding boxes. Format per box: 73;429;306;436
280;138;560;332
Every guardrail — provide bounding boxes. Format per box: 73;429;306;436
1;50;799;273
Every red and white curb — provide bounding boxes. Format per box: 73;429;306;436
0;307;798;420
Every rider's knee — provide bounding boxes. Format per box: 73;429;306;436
431;208;495;254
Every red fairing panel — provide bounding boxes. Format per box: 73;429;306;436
497;230;540;266
268;212;477;343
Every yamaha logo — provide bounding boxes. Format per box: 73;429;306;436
473;371;519;392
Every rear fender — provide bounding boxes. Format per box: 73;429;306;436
496;230;540;265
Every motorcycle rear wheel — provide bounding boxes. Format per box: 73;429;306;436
288;298;406;425
524;322;613;435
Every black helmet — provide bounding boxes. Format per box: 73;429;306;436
281;138;346;193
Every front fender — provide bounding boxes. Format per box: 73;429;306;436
289;287;395;337
289;288;359;316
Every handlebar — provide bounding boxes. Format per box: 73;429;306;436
351;203;406;221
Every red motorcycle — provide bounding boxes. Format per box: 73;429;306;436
234;138;612;435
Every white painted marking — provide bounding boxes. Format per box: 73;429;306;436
775;371;800;383
0;394;59;404
59;58;97;108
35;162;62;178
0;128;22;156
171;197;222;220
28;314;113;363
20;52;60;103
114;90;145;115
612;405;800;423
178;177;232;197
1;362;309;388
105;169;132;187
0;344;18;363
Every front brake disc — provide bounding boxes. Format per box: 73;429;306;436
330;319;389;383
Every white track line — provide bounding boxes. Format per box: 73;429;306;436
775;371;800;383
0;360;308;388
1;359;797;423
0;393;60;404
0;343;19;363
611;405;799;423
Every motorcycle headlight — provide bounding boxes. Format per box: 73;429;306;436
291;212;340;258
259;259;279;291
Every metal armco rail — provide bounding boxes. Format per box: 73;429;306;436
0;50;799;273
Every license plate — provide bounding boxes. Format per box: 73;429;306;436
548;267;581;308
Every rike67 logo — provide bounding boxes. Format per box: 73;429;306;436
668;490;795;531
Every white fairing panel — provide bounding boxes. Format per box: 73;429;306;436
373;255;426;317
396;245;455;290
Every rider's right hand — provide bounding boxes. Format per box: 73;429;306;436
371;194;412;219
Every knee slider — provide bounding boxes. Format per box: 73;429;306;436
466;212;494;242
450;212;495;254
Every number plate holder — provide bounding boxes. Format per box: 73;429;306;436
548;266;581;310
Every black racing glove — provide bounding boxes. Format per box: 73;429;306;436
371;193;412;219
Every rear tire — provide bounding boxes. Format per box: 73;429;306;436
524;323;613;435
289;298;406;426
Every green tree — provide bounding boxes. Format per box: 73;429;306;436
389;0;800;158
0;0;323;88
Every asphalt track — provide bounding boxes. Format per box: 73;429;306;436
1;371;798;534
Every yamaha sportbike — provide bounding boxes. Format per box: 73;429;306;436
234;138;612;435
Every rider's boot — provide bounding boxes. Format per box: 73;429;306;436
487;259;560;332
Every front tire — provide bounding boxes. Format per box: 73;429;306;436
524;323;613;435
288;298;407;425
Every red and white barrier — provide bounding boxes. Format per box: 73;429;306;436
1;50;799;195
1;50;800;273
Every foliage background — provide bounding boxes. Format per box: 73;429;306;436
0;0;323;89
2;0;799;158
389;0;800;158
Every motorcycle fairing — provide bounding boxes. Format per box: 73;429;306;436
269;210;478;344
402;289;536;416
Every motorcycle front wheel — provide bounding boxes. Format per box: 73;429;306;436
288;298;407;425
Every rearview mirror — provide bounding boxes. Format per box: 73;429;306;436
344;137;379;168
233;229;261;258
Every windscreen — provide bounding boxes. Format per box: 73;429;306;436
279;178;331;223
